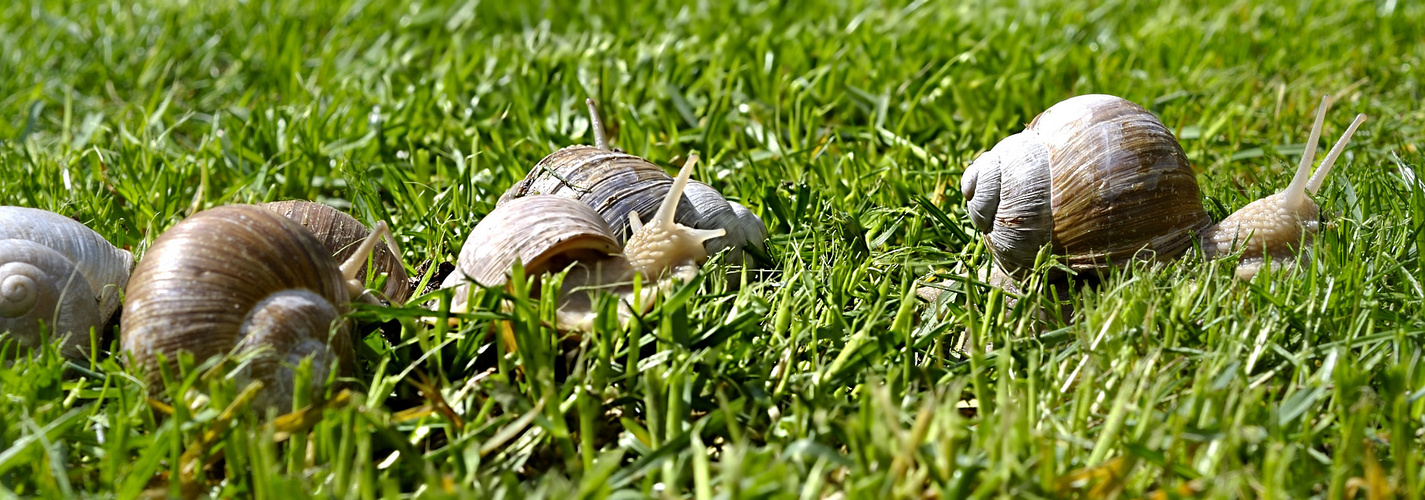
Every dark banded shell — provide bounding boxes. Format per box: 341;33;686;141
964;95;1212;277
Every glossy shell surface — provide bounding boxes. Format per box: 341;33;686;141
121;205;353;410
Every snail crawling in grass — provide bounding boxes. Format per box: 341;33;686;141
120;204;400;410
961;94;1367;282
1;206;133;358
441;154;727;330
262;200;412;304
499;99;768;265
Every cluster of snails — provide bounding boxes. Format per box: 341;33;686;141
1;98;768;410
2;92;1368;411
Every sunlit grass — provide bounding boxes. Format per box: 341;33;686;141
2;0;1424;497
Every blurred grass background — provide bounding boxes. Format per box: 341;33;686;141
2;0;1424;497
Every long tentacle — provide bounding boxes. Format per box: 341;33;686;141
1306;113;1368;195
587;98;608;151
1283;95;1330;209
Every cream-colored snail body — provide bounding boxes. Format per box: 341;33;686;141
442;155;726;330
1;206;132;358
121;205;396;410
262;200;411;304
962;94;1366;281
499;100;767;265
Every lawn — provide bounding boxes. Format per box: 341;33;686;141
2;0;1424;497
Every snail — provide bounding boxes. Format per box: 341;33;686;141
961;94;1367;282
262;200;411;304
499;99;768;265
1;206;133;358
120;204;397;410
441;155;726;330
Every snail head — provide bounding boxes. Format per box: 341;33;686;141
623;154;727;282
1203;95;1368;279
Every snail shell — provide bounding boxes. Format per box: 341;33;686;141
121;205;354;411
962;95;1212;277
444;154;726;330
1;206;132;357
262;200;411;304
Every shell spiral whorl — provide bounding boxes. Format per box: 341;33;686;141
0;263;40;317
121;205;353;411
0;207;133;322
0;242;105;357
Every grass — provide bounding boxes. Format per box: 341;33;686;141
2;0;1424;497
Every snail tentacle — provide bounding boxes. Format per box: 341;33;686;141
1307;113;1368;195
587;98;609;151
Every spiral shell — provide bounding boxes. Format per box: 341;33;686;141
962;94;1212;277
499;146;766;264
0;206;132;357
1;241;104;357
262;200;411;304
0;207;132;320
121;205;353;411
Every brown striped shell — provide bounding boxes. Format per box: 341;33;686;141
962;94;1212;277
1;206;132;358
121;205;354;411
499;146;766;264
262;200;411;304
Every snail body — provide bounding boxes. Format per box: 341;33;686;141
121;205;395;410
1;207;132;358
443;155;725;330
962;94;1366;281
498;100;767;265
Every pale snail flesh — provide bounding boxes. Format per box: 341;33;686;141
442;155;726;330
1;206;133;358
262;200;411;304
498;99;767;265
963;94;1366;281
121;205;395;411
